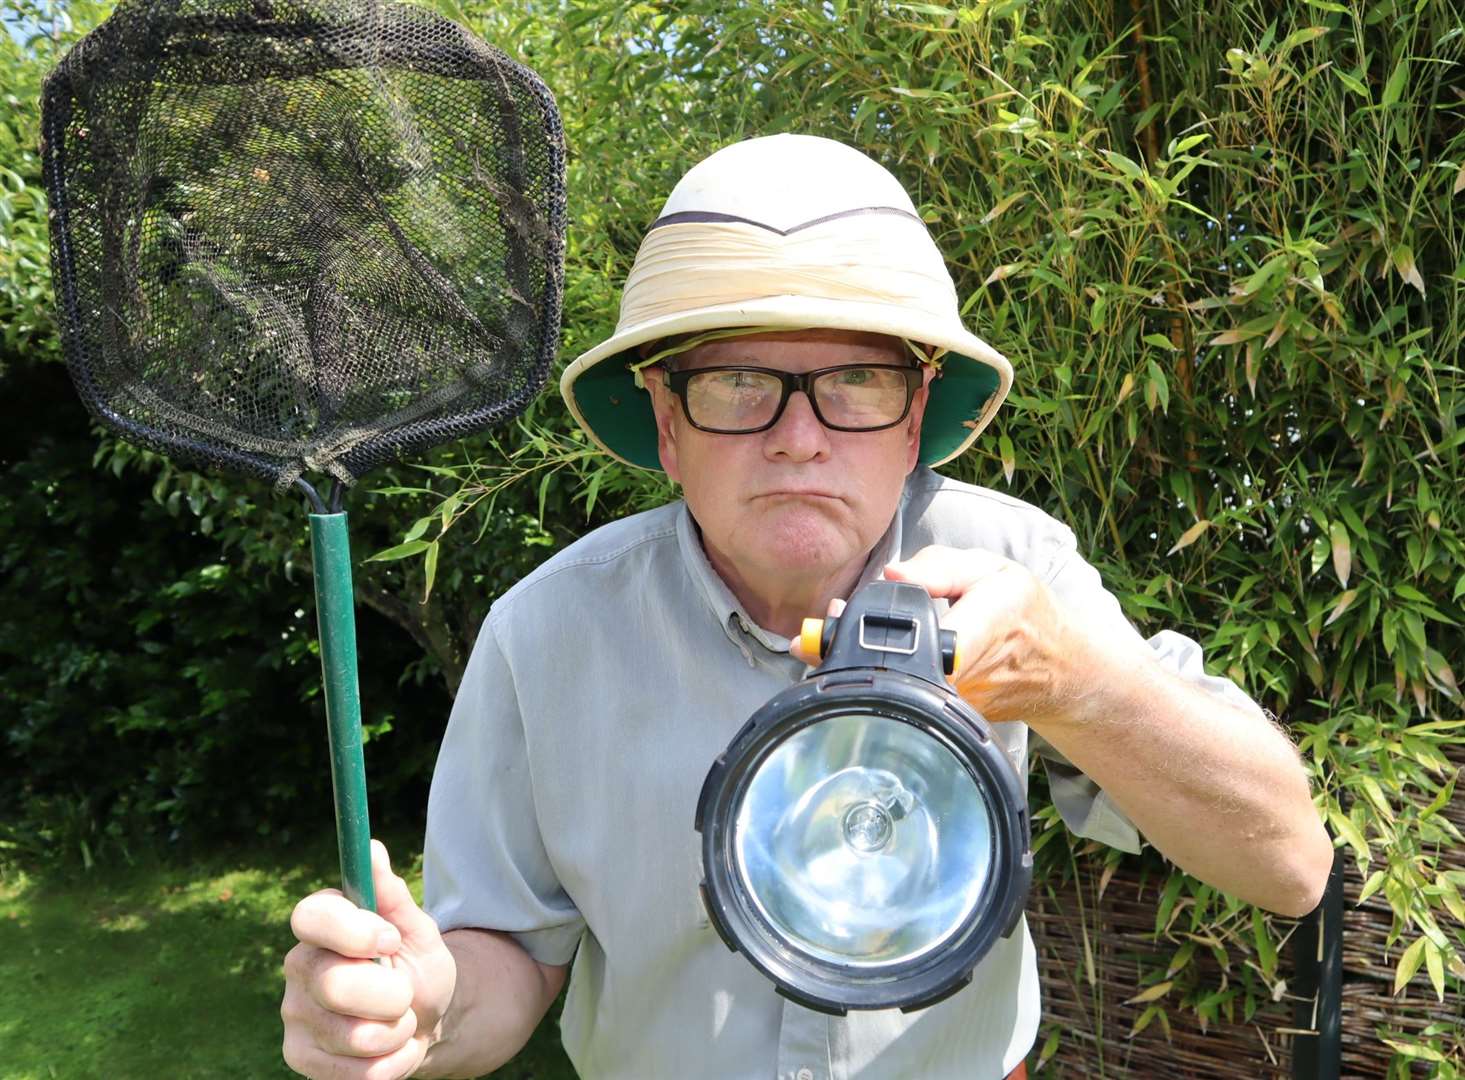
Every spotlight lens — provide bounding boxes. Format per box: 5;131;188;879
733;713;992;968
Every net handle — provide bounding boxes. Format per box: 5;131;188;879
309;509;377;913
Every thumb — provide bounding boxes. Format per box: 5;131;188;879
370;839;444;957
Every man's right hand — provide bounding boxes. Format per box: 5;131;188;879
282;840;457;1080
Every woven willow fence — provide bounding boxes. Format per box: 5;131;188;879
1029;748;1464;1077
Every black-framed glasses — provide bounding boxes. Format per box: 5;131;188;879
662;364;923;435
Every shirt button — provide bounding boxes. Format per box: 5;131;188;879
796;1070;814;1080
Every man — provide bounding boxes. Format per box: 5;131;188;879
281;134;1332;1080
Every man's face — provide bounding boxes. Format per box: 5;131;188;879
645;328;931;587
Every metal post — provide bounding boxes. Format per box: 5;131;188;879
1292;849;1344;1080
309;511;377;914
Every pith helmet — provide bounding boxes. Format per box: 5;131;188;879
560;133;1013;469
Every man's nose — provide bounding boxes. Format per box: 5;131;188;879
763;389;831;462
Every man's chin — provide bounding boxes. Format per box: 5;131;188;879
753;515;863;575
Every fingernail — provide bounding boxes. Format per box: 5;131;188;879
376;927;400;954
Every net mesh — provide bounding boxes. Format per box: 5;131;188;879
42;0;565;489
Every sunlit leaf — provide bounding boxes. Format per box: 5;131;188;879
1328;807;1369;861
1324;589;1357;626
365;539;433;562
1358;869;1387;904
1330;519;1352;586
421;540;439;603
983;262;1024;286
1424;940;1445;1002
1394;935;1427;995
1125;980;1174;1005
1167;519;1211;556
1281;26;1329;50
1392;244;1425;296
1101;149;1144;180
981;191;1027;224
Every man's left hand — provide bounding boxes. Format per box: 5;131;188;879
882;544;1086;725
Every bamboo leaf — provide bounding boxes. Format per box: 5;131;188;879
1392;244;1425;295
1281;26;1329;51
365;539;433;562
438;493;461;530
1101;149;1145;180
1382;1039;1446;1063
1165;941;1197;978
1333;67;1369;99
1125;980;1174;1005
1167;518;1211;556
1424;940;1445;1002
983;262;1024;286
1437;874;1465;923
998;434;1015;485
1330;519;1352;586
888;85;947;99
1253;908;1278;979
1146;358;1169;413
1358;775;1394;823
1328;807;1369;860
422;540;439;604
1130;1003;1164;1037
1310;533;1330;577
980;191;1026;224
1358;869;1387;904
1035;1029;1060;1070
1382;57;1409;109
1324;589;1358;626
1394;935;1427;994
1167;133;1210;157
1420;770;1458;820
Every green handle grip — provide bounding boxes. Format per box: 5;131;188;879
309;511;376;913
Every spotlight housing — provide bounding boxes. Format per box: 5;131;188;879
696;580;1032;1014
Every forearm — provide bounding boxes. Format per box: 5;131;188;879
414;929;566;1079
1035;630;1333;916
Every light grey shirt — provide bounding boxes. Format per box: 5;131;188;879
424;467;1256;1079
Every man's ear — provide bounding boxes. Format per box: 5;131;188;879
903;365;936;472
644;370;683;484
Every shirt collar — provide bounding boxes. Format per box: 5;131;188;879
674;486;908;657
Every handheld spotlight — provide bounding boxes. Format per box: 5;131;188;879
695;580;1032;1014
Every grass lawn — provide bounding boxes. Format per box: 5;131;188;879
0;834;575;1080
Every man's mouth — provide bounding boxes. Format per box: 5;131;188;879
757;489;843;501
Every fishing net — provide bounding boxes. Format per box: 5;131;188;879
42;0;565;491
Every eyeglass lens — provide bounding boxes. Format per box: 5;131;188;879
683;367;914;432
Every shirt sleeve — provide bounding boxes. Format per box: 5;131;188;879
1034;538;1262;855
422;612;586;966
